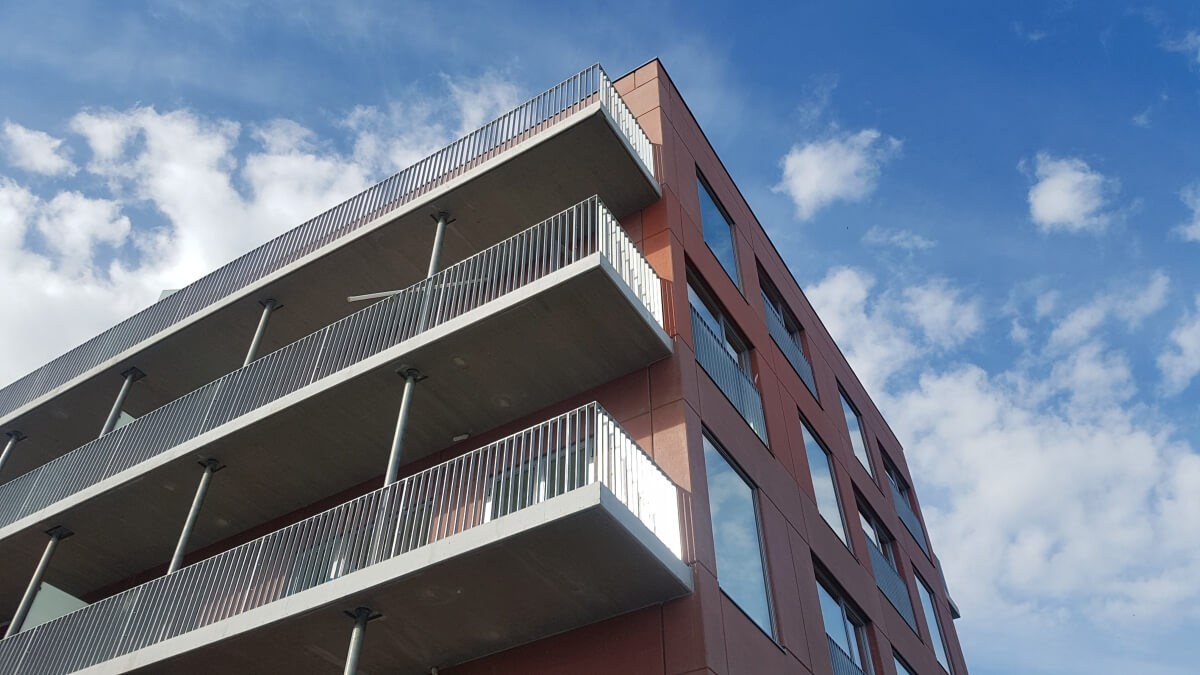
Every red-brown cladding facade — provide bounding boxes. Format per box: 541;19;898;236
436;60;969;675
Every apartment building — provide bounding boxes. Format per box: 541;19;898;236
0;60;967;675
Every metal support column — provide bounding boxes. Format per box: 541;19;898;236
342;606;380;675
382;211;449;485
384;368;423;486
243;299;279;367
0;430;26;475
5;526;72;637
168;459;224;574
417;211;452;331
100;367;145;436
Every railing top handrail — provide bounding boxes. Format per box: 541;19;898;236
0;63;652;425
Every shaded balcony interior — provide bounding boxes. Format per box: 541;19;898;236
0;64;659;487
0;198;671;623
0;404;690;675
689;306;768;444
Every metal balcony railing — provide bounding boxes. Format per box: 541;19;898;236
866;539;917;630
0;403;681;674
689;306;768;444
0;64;654;424
889;480;930;556
827;635;865;675
0;196;661;532
761;292;817;398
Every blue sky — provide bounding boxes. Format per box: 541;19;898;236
2;1;1199;673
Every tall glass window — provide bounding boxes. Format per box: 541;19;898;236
916;573;952;673
703;433;773;635
840;388;874;477
817;579;871;671
800;418;848;544
697;173;740;287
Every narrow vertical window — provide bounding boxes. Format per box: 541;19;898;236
697;172;740;287
916;573;952;673
839;388;874;477
800;417;848;544
703;433;773;635
817;578;873;673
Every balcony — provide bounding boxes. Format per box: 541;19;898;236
0;64;659;486
865;540;917;631
0;404;690;674
827;635;864;675
689;306;768;444
762;291;817;398
0;197;671;617
889;481;930;557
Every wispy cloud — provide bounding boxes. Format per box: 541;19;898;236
862;225;936;251
1159;294;1200;395
1047;271;1170;347
1175;182;1200;242
1012;21;1050;42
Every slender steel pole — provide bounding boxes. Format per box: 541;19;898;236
168;459;222;574
0;431;25;476
383;212;449;485
6;526;72;637
100;367;144;436
417;211;450;332
343;607;374;675
243;299;278;367
384;371;419;486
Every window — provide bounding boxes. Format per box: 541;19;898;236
882;454;912;510
839;388;874;477
800;417;848;544
894;654;917;675
817;577;872;673
859;509;890;562
703;432;773;635
688;273;750;373
697;172;740;287
760;272;818;398
916;573;952;673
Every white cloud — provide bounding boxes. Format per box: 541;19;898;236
774;129;901;221
1158;295;1200;395
861;226;935;251
807;269;980;394
1048;271;1169;346
808;265;1200;674
901;279;982;348
2;121;77;176
1174;183;1200;242
1025;152;1117;234
806;267;917;393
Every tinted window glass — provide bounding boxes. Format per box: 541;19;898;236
697;175;740;286
703;435;773;635
801;422;847;544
